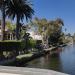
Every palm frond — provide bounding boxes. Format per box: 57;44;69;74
6;0;34;22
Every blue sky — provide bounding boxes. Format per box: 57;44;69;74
31;0;75;35
0;0;75;34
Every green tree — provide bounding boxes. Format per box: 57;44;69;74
30;17;64;46
6;0;34;40
6;21;16;31
48;18;64;45
0;0;10;40
30;17;49;44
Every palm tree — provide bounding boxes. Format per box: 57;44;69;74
0;0;6;40
6;0;34;40
0;0;10;40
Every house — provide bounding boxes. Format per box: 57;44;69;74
0;25;16;40
27;31;42;40
64;35;73;44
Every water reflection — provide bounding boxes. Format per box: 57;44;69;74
26;45;75;75
26;48;62;70
60;44;75;75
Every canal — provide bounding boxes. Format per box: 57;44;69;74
25;44;75;75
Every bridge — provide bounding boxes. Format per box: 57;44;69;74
0;66;69;75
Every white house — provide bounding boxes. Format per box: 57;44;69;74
0;26;16;40
27;31;42;40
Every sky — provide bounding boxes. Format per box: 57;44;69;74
0;0;75;35
31;0;75;35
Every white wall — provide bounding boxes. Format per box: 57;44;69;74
28;31;42;40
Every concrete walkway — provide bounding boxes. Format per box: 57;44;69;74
0;73;20;75
0;66;69;75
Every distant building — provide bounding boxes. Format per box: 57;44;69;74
64;35;73;44
0;25;16;40
28;31;42;40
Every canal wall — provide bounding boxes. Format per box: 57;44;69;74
1;44;67;66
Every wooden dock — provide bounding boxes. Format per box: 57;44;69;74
0;66;70;75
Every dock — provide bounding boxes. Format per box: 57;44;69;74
44;47;56;51
1;45;66;66
0;66;69;75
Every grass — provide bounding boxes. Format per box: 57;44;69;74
16;53;33;59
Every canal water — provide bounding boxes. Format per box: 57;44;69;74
25;44;75;75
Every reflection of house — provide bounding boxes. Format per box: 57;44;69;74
0;26;16;40
28;31;42;40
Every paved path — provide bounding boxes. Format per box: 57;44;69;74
0;66;69;75
0;73;20;75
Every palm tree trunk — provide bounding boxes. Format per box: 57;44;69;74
16;15;20;40
1;3;5;41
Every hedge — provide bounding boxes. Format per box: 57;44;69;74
29;39;36;48
0;40;25;51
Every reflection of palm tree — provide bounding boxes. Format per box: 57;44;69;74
6;0;34;40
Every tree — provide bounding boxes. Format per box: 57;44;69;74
6;21;16;31
30;17;64;46
48;18;64;45
73;33;75;42
6;0;34;40
0;0;10;40
30;17;49;44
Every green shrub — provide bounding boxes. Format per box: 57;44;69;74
36;40;42;44
0;40;25;51
29;39;36;48
22;39;36;49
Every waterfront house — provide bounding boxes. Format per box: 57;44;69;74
28;31;42;41
0;22;16;40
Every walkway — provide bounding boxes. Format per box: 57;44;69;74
0;66;69;75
